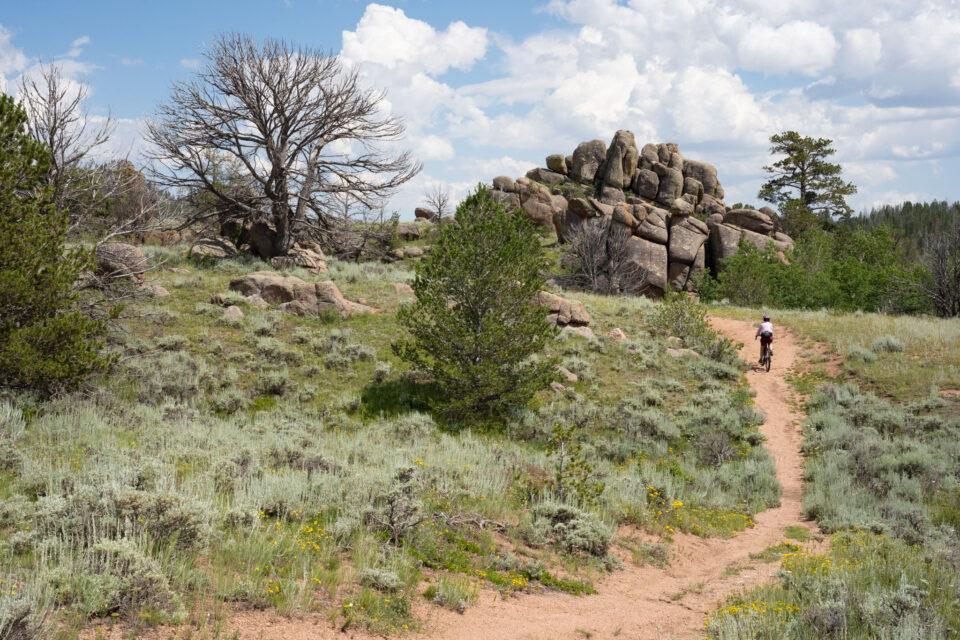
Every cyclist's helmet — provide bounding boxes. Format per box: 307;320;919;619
763;314;770;321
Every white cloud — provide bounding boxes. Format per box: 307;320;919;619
0;24;29;90
121;57;143;67
180;58;201;70
737;21;839;76
342;4;488;76
67;35;90;58
414;134;455;161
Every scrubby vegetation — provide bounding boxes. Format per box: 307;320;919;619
0;241;782;637
706;306;960;639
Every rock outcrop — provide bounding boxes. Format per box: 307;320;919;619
96;243;148;283
189;236;239;261
485;130;793;295
534;291;591;327
229;271;375;318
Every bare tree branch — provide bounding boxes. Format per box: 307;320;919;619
145;33;421;257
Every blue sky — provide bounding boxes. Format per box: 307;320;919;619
3;0;960;218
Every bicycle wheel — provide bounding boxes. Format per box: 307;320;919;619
764;348;771;372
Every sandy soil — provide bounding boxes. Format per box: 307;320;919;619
83;318;817;640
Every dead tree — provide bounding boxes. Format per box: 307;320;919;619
564;217;647;295
145;33;421;258
422;185;451;220
18;62;122;232
909;221;960;317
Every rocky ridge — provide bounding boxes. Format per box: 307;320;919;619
488;131;794;295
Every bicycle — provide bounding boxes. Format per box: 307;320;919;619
760;343;773;372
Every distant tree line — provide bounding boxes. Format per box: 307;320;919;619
700;132;959;317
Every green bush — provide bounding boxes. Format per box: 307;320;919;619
870;335;904;353
527;502;612;556
394;185;558;421
647;293;739;364
0;94;108;393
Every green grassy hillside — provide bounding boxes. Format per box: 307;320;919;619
0;243;779;638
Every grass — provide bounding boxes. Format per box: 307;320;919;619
708;304;960;404
705;303;960;639
0;242;784;637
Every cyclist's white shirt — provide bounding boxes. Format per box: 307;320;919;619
758;321;773;336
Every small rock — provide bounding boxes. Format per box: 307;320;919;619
557;366;579;383
141;284;170;297
666;347;698;358
608;328;627;341
168;267;190;274
247;294;269;309
550;382;567;393
404;246;425;258
222;305;244;320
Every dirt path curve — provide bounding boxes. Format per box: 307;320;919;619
408;318;813;640
90;320;813;640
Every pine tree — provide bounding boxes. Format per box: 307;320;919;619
393;185;557;421
758;131;857;225
0;94;108;393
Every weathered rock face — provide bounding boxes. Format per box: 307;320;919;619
570;140;607;185
484;130;795;296
229;271;374;317
96;243;148;283
603;130;639;190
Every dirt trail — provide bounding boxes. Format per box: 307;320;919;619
87;319;814;640
405;318;814;640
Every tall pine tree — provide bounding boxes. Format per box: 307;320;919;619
0;94;108;393
393;185;557;422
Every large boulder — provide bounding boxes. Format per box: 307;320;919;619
229;271;374;317
534;291;591;327
698;194;726;219
546;154;567;174
492;176;516;193
652;163;684;207
526;167;566;185
668;216;709;264
248;221;278;259
709;224;742;271
601;185;626;205
724;209;774;235
602;130;639;190
682;160;720;198
625;236;668;292
520;188;557;229
96;243;148;283
189;236;238;261
740;228;775;251
632;168;659;200
635;207;669;244
639;143;660;170
397;223;421;241
414;207;436;221
568;198;597;220
569;139;607;185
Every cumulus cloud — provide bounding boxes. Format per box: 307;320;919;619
342;4;488;76
66;35;90;58
737;21;839;76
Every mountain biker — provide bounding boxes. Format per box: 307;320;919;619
755;315;774;364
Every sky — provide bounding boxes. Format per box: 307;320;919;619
2;0;960;219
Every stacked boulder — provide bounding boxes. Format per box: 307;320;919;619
487;130;794;296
